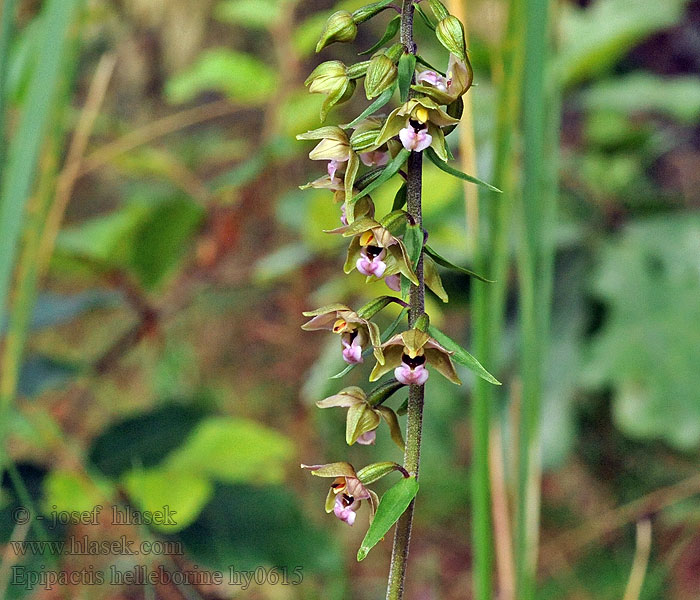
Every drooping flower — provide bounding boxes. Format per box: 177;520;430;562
413;53;473;106
302;461;408;526
340;217;419;286
297;126;360;200
373;97;459;160
301;304;383;365
316;386;405;449
370;328;461;386
301;463;375;526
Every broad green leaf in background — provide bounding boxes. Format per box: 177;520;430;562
583;73;700;125
89;404;207;478
357;476;418;561
131;196;204;289
166;48;278;105
558;0;688;87
122;469;213;532
585;214;700;450
164;417;294;484
179;484;340;573
42;470;107;515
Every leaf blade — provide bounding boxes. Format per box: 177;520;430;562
357;477;418;561
425;147;502;192
427;325;501;385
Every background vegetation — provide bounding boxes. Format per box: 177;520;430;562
0;0;699;598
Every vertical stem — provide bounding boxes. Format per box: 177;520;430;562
386;3;424;599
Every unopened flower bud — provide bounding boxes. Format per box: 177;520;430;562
436;16;467;62
316;10;358;53
306;61;348;95
364;54;398;99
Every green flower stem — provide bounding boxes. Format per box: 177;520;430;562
386;3;423;599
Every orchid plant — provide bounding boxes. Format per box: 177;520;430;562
297;1;500;597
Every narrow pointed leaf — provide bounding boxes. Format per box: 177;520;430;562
403;223;423;269
398;53;417;102
425;245;494;282
425;147;502;192
427;325;501;385
346;85;396;128
392;182;407;211
351;148;410;203
359;15;400;56
357;477;419;561
415;4;437;30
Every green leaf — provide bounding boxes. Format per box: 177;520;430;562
424;244;493;282
43;470;107;515
359;14;400;55
427;325;501;385
346;84;396;128
392;182;407;210
122;469;213;533
88;404;207;478
166;48;277;105
583;72;700;125
132;197;204;289
398;53;417;102
586;215;700;450
351;148;410;202
558;0;687;87
166;417;294;484
415;4;437;30
425;148;502;192
404;223;423;269
178;484;337;573
357;477;418;561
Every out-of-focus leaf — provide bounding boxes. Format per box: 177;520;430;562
558;0;688;87
586;214;700;450
583;72;700;124
55;202;152;268
42;470;106;515
122;469;213;533
0;290;119;334
88;404;207;479
132;196;204;289
17;355;78;397
357;476;418;561
166;48;277;105
215;0;282;29
253;242;313;283
164;417;294;485
179;484;339;572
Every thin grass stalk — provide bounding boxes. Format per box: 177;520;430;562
514;0;554;597
0;0;82;324
0;0;19;181
470;0;526;597
0;0;83;478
